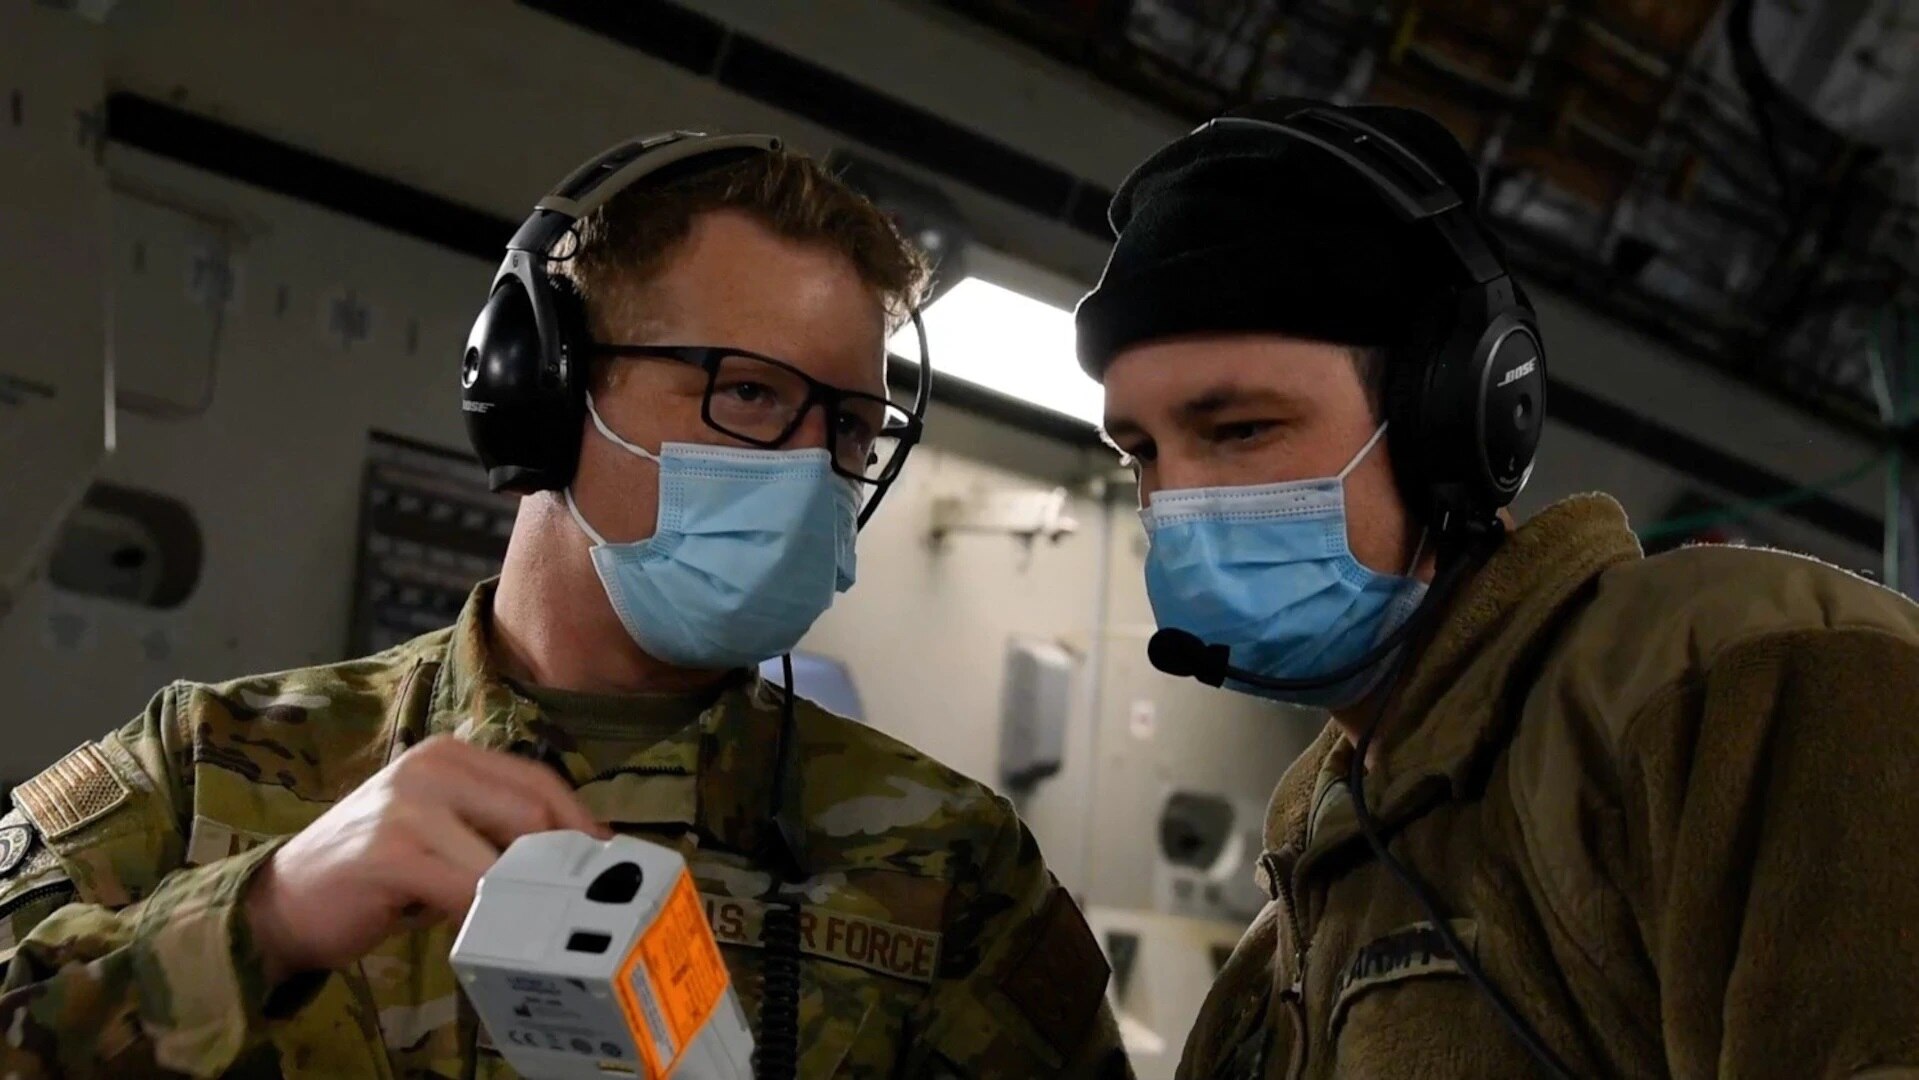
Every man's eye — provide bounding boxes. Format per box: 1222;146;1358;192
835;412;876;445
1116;442;1155;465
1216;420;1276;443
721;380;777;405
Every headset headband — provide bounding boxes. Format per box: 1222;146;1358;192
504;132;785;263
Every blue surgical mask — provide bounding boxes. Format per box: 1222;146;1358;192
1140;423;1428;710
566;397;860;670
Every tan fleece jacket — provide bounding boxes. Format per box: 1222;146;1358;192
1177;494;1919;1079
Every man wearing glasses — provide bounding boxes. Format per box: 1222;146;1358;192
0;141;1128;1078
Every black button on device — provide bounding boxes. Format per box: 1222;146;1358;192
566;931;613;954
586;861;643;904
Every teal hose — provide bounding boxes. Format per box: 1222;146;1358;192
1635;454;1889;545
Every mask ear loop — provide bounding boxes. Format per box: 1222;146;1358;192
562;490;608;547
1333;420;1428;579
566;394;667;547
1336;421;1392;482
585;394;663;463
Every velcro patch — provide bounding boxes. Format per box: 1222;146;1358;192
700;893;941;985
14;743;131;840
1329;920;1477;1036
997;887;1110;1056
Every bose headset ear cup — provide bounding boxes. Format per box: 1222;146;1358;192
1378;281;1545;532
1476;311;1546;508
462;253;587;494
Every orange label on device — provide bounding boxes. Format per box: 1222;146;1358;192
643;872;731;1051
615;869;731;1078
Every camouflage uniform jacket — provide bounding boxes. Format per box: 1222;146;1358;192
0;585;1128;1079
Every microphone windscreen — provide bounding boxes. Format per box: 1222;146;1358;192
1148;629;1207;678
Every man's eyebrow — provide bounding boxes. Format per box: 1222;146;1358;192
1176;384;1294;420
1102;385;1300;446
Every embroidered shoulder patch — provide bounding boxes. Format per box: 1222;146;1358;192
1329;919;1477;1036
0;810;55;883
998;887;1110;1055
14;742;132;840
0;822;30;875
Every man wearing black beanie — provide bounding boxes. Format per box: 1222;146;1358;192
1083;98;1919;1078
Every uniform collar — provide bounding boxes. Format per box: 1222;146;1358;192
429;580;540;753
1268;495;1642;876
426;581;791;856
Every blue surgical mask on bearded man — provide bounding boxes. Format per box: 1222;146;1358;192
1139;423;1428;710
566;396;860;670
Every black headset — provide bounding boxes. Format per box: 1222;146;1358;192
461;131;787;495
1206;107;1546;539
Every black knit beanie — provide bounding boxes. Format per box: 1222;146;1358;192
1074;97;1496;379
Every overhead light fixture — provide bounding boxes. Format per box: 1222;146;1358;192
889;276;1103;427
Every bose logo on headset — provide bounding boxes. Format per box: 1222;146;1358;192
1496;358;1537;388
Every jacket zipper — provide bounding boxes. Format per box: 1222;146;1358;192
1271;854;1309;1080
0;880;76;925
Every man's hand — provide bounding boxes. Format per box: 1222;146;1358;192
243;735;607;987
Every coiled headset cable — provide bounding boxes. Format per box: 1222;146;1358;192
753;652;805;1080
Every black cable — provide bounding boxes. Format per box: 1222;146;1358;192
1345;535;1580;1080
753;901;803;1080
752;653;803;1080
751;315;927;1076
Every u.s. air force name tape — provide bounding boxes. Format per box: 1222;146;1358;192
700;894;942;985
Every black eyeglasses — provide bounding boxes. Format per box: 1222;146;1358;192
589;343;924;487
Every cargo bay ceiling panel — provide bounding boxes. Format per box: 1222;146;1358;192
940;0;1919;446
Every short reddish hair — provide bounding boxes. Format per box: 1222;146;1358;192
553;148;930;334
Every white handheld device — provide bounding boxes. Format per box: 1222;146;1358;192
450;831;755;1079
